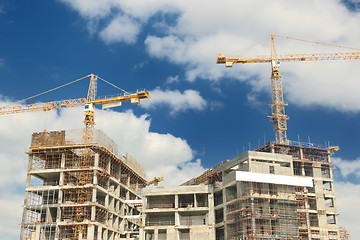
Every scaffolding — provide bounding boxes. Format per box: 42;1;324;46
225;182;310;240
21;130;147;240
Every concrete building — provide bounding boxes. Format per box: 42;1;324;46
183;141;344;240
19;130;348;240
20;130;146;240
134;141;344;240
140;185;215;240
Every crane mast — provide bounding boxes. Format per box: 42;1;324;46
270;60;288;144
83;74;98;144
217;34;360;144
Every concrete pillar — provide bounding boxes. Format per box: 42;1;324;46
34;223;41;240
59;153;65;187
107;157;111;174
97;226;103;240
174;194;178;208
154;228;158;240
60;153;66;168
139;228;144;240
222;188;228;240
194;193;197;207
94;153;99;168
92;188;97;202
126;188;130;200
208;192;215;226
175;210;180;226
105;194;109;209
167;228;177;240
299;147;304;160
87;225;95;240
91;205;96;221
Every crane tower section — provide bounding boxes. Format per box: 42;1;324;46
217;34;360;144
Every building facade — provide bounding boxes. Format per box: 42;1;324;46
20;130;348;240
181;142;345;240
20;130;146;240
140;185;215;240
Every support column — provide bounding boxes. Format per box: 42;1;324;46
97;226;103;240
154;228;158;240
87;225;95;240
194;193;197;208
94;153;99;168
34;223;41;240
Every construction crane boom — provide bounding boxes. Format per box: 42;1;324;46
217;51;360;65
145;177;164;186
0;97;88;115
0;74;150;143
217;34;360;144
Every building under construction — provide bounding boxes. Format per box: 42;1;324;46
20;129;350;240
140;141;349;240
14;35;356;238
20;130;146;240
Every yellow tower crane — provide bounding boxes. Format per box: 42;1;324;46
0;73;150;142
217;34;360;145
0;74;152;238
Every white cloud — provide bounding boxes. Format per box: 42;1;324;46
99;15;141;44
0;100;205;239
58;0;115;19
133;61;148;71
333;157;360;178
332;156;360;239
165;75;179;84
60;0;360;112
140;88;207;115
59;0;178;42
334;181;360;240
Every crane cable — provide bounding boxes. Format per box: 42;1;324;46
0;74;91;109
274;34;360;51
97;76;130;95
228;37;268;57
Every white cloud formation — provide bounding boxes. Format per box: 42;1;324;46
60;0;360;112
99;15;141;44
334;181;360;240
0;100;205;239
333;157;360;178
140;88;207;115
332;156;360;239
165;75;179;84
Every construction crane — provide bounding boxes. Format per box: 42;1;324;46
217;34;360;145
145;176;164;186
1;74;151;238
0;73;150;143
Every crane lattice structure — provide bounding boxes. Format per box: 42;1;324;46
0;73;150;143
217;34;360;145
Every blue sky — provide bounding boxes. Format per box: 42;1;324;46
1;0;360;239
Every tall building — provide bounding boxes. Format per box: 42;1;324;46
19;131;349;240
20;130;146;240
151;141;345;240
